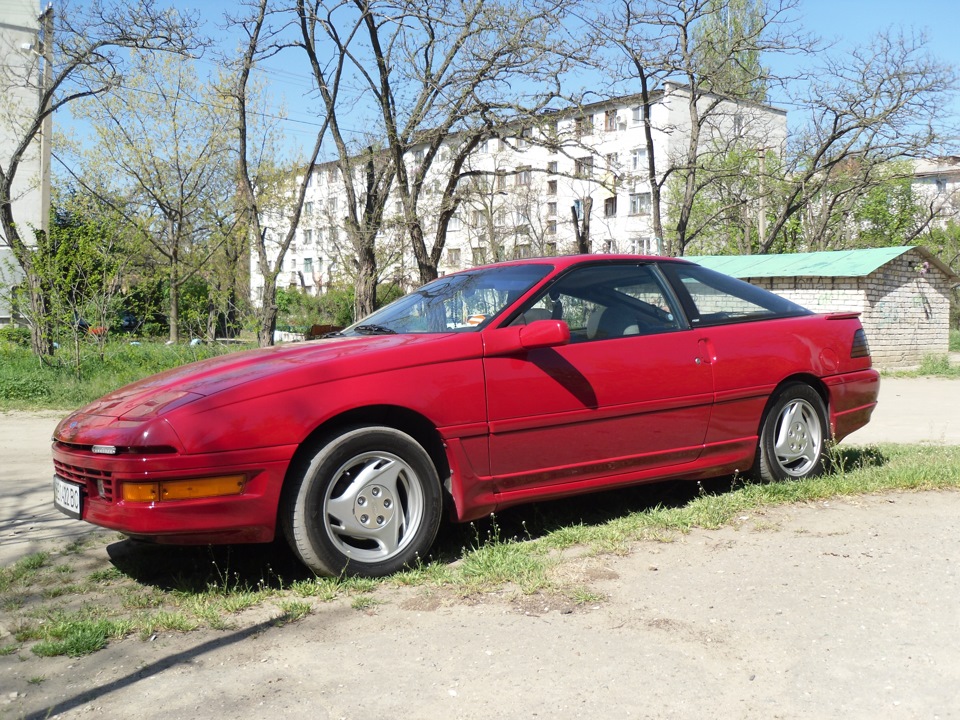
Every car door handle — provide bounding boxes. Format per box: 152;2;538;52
698;338;716;365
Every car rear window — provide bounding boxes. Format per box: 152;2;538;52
660;262;811;326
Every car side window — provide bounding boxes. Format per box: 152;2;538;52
510;264;682;342
659;263;811;327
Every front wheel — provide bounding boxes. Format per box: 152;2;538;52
755;383;829;482
282;426;443;577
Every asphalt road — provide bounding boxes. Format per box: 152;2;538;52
1;377;958;568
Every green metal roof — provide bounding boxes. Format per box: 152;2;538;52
686;247;916;279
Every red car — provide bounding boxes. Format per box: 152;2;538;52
52;256;879;577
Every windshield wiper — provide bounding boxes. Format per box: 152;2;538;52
353;324;397;335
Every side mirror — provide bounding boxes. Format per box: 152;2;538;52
484;319;570;356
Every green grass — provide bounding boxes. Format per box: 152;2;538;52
0;339;253;410
950;328;959;352
2;444;959;658
886;353;960;378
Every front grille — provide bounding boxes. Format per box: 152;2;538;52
54;460;115;502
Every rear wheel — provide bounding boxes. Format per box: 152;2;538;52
755;383;828;482
283;426;442;577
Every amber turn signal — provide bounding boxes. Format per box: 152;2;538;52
122;475;246;503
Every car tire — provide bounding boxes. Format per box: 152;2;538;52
282;426;443;577
755;383;829;482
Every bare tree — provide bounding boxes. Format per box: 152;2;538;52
590;0;804;255
226;0;327;346
0;0;199;356
304;0;572;285
760;29;958;252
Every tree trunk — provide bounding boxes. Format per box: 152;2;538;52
354;239;377;320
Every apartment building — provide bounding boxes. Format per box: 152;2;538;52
251;82;787;303
912;156;960;225
0;0;49;325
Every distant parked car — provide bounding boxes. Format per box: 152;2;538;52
118;313;140;333
52;255;880;577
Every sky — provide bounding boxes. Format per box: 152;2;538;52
46;0;960;162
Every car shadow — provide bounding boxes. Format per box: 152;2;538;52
107;445;888;589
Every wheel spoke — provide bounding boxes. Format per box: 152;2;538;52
773;401;821;474
324;455;414;556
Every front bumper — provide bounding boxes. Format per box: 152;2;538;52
52;441;297;544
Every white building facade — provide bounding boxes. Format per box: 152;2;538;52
251;83;786;304
0;0;49;325
912;156;960;226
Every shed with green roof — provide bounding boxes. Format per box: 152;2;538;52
687;246;957;369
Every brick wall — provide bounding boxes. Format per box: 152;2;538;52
861;251;952;368
745;249;953;369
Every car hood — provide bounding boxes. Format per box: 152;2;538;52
72;333;476;421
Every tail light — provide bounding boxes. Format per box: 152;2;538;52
851;328;871;358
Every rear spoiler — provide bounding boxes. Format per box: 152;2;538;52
825;312;862;320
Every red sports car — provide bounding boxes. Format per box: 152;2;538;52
52;256;879;577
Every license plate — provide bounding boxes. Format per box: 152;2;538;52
53;476;83;519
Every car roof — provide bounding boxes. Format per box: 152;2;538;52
448;254;694;275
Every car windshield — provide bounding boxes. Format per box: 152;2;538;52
343;263;553;335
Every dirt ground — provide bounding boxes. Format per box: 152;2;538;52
2;378;959;719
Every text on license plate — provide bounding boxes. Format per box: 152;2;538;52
53;476;82;519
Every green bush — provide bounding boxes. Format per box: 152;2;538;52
0;325;31;347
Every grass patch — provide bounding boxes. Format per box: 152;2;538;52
275;600;311;624
0;339;252;411
30;617;133;657
886;353;960;378
2;444;959;658
950;328;959;352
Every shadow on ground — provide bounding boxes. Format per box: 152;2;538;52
106;444;889;591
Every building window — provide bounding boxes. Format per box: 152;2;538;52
936;178;948;193
496;172;507;191
327;196;338;214
547;160;558;174
631;105;645;124
470;209;483;227
629;192;651;216
326;166;338;182
304;257;313;274
631;147;647;171
547;180;558;195
605;153;618;170
575;115;591;137
517;128;532;149
546;220;557;235
304;201;313;215
604;109;618;132
630;236;656;255
575;156;593;178
448;215;462;231
604;196;617;217
516;244;532;258
546;242;557;255
733;114;744;135
516;166;531;186
547;202;557;216
448;248;461;265
573;199;583;219
471;247;486;265
304;228;313;245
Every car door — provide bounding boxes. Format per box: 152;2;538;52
482;262;714;494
